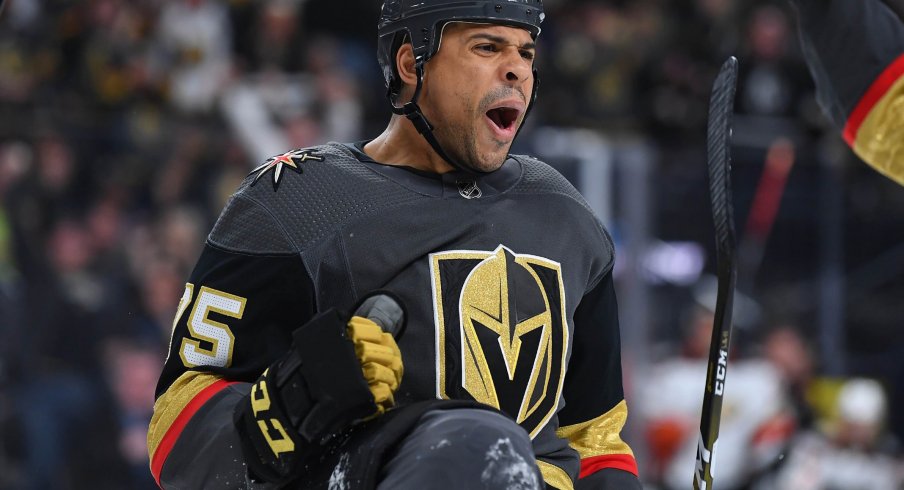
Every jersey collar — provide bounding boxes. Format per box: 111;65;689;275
343;141;522;199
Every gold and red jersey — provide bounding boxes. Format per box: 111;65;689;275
148;143;639;489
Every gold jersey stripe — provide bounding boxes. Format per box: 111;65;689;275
536;460;574;490
556;400;635;460
147;371;224;460
853;68;904;186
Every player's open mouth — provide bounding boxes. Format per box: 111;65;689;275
486;107;519;130
484;106;522;139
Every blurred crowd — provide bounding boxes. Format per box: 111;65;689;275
639;282;904;489
0;0;902;489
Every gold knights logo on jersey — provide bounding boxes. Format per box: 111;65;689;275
430;245;568;438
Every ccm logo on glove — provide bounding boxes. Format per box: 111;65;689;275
235;293;406;484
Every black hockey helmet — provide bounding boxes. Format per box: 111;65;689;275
375;0;545;174
377;0;545;99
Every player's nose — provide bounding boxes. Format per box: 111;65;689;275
499;49;531;86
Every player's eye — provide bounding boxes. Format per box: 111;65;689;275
476;43;498;53
520;50;535;61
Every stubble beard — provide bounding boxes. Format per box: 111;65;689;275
433;91;513;173
435;123;506;173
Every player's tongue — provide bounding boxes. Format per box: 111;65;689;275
480;88;525;140
486;108;518;130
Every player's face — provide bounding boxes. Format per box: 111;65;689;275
420;23;535;172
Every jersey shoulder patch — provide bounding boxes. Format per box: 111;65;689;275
249;148;325;190
212;143;422;254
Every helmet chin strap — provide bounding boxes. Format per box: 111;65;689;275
388;59;540;175
389;61;482;174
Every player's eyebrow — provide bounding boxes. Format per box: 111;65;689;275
467;32;536;51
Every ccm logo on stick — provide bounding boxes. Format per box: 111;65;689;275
714;349;728;396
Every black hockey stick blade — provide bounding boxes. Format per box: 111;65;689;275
693;56;739;490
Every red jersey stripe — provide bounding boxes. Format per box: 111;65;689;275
150;380;238;488
578;453;639;479
844;52;904;145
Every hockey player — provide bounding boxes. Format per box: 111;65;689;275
790;0;904;185
147;1;641;489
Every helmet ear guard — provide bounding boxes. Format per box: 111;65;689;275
376;0;545;173
379;30;411;103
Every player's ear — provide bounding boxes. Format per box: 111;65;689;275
395;43;418;88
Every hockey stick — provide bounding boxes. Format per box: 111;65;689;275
693;56;739;490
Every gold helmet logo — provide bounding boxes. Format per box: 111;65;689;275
431;245;568;438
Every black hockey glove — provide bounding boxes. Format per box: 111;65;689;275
234;294;405;484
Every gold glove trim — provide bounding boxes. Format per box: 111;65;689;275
556;400;634;459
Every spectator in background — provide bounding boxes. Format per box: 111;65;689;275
739;5;801;117
135;256;189;342
85;191;130;277
6;133;82;255
0;140;29;285
102;338;165;489
758;378;904;489
151;126;216;211
0;141;30;488
12;216;107;490
733;2;820;151
634;0;740;144
240;0;307;73
639;278;794;489
151;0;232;115
220;32;364;163
539;1;669;131
762;323;819;430
156;205;206;274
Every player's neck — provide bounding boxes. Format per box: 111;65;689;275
364;116;455;174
